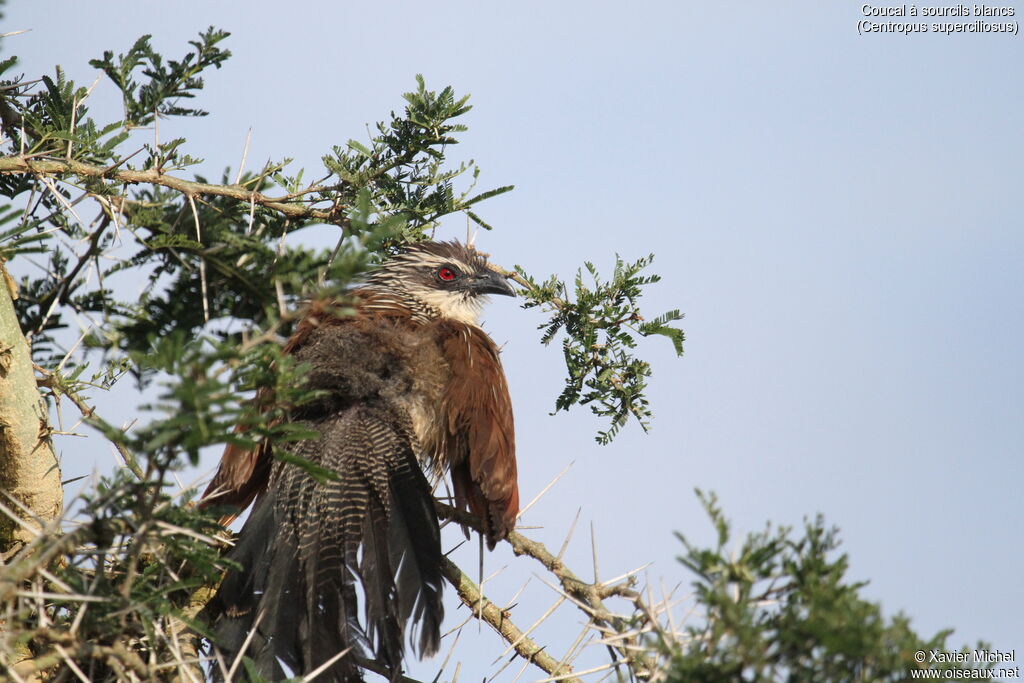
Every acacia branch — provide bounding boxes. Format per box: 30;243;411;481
0;155;350;224
11;628;152;680
438;554;582;683
485;261;569;312
58;387;145;481
438;502;657;679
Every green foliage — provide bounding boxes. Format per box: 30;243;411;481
1;66;128;166
1;40;517;372
0;21;679;442
88;27;231;126
0;204;41;259
7;328;330;679
321;74;514;243
662;491;995;682
518;254;684;443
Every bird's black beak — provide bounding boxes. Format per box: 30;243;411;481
470;270;517;297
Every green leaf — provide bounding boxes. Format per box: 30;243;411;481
347;138;373;157
460;184;514;209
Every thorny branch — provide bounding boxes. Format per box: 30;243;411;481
438;554;582;683
34;371;146;481
438;502;661;681
2;487;678;682
14;628;151;680
0;156;350;224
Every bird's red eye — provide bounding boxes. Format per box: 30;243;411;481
437;267;456;282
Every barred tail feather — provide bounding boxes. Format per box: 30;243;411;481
210;406;443;682
387;456;445;657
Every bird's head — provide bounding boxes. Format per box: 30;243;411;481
364;240;516;324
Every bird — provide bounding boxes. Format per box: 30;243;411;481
201;240;519;682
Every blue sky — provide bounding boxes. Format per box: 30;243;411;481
5;1;1022;679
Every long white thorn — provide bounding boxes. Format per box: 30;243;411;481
517;461;574;520
188;194;210;323
226;609;265;680
234;127;253;185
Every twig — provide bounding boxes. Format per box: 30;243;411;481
537;660;623;682
435;617;465;680
303;646;351;681
29;210;112;340
438;555;581;683
54;386;145;481
554;620;598;677
493;594;566;663
225;609;265;680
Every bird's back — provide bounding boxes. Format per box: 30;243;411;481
211;307;446;681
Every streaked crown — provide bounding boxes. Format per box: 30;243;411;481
364;241;515;324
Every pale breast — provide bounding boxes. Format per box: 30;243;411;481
374;318;452;478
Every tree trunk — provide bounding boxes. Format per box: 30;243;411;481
0;265;62;556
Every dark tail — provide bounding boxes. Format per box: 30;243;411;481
209;406;444;682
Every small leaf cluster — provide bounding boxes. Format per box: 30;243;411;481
114;332;312;468
89;27;231;126
661;491;996;682
321;74;513;242
0;61;129;166
518;254;684;443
